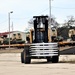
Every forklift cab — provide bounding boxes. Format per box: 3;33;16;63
32;16;48;43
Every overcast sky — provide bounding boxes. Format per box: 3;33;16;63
0;0;75;32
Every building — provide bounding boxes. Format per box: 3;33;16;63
0;31;26;44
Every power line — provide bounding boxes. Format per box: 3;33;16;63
0;27;8;32
11;18;27;20
36;8;48;15
0;6;75;26
11;6;75;21
0;20;7;24
52;6;75;9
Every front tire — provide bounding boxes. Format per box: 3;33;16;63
23;46;31;64
47;57;51;62
52;56;59;63
21;51;24;63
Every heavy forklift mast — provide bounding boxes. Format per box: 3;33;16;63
33;16;48;43
21;16;59;64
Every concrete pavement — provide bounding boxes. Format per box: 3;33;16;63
0;53;75;75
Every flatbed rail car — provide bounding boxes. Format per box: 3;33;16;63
0;44;26;49
0;40;75;49
58;41;75;47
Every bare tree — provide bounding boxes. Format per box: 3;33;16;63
64;16;75;28
28;15;59;29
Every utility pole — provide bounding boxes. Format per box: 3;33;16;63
49;0;52;42
8;11;13;49
12;22;13;31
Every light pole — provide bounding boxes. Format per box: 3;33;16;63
49;0;52;42
8;11;13;49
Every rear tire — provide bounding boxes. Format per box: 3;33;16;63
52;56;59;63
23;51;31;64
47;57;51;62
21;51;24;63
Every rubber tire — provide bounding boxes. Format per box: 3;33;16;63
21;51;24;63
52;56;59;63
47;57;51;62
23;50;31;64
23;46;31;64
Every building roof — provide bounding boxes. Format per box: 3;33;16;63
0;32;13;37
0;31;26;37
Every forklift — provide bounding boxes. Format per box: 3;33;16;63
21;16;59;64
